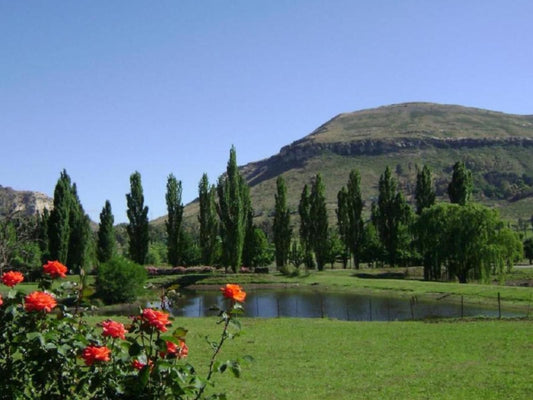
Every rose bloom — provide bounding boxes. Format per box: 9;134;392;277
141;308;171;332
102;320;127;340
0;294;3;306
160;340;188;359
82;345;111;366
132;359;153;370
43;260;68;278
1;270;24;287
24;291;57;313
220;284;246;303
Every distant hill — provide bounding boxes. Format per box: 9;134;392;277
0;185;53;217
179;102;533;228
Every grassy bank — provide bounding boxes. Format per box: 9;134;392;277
177;317;532;400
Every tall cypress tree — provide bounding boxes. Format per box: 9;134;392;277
273;176;292;268
415;165;436;214
198;174;219;265
336;186;350;266
310;174;329;271
97;200;115;264
126;171;149;265
241;179;255;268
67;183;91;272
216;146;246;272
298;184;314;269
166;174;183;267
346;170;364;269
48;170;72;263
448;161;473;205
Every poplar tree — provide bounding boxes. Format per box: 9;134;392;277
415;165;436;214
48;170;72;263
166;174;184;267
97;200;115;263
310;174;329;271
273;176;291;268
346;170;364;268
126;171;149;265
448;161;473;205
198;174;219;265
336;187;350;266
373;166;412;267
241;180;255;268
217;146;246;272
298;184;314;269
67;183;91;272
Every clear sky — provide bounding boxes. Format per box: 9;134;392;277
2;0;533;223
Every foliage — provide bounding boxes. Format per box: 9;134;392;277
416;203;523;283
126;171;150;265
0;212;41;275
448;161;473;205
66;184;92;273
344;170;364;268
97;200;115;264
310;174;329;271
217;147;248;272
95;256;147;304
166;174;184;267
0;263;248;399
178;229;202;266
288;240;305;270
524;237;533;264
415;164;436;214
298;184;315;269
273;176;292;268
198;174;219;266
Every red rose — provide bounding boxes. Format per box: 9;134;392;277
102;320;127;340
132;358;153;370
24;291;57;313
220;284;246;303
0;294;3;306
1;271;24;287
141;308;171;332
43;260;68;278
160;339;188;359
82;345;111;366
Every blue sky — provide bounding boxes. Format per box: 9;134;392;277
2;0;533;223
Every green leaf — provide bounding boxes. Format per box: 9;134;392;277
129;341;142;357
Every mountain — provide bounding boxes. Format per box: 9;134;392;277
0;185;53;217
182;102;533;226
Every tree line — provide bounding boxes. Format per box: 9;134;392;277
1;147;530;283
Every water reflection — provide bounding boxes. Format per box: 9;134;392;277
157;289;520;321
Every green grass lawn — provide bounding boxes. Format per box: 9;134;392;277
181;317;532;400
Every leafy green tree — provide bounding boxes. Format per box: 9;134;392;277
346;170;364;268
198;174;219;266
288;240;305;269
336;186;350;267
126;171;149;265
310;174;329;271
97;200;115;264
360;221;385;268
95;256;147;304
178;229;202;266
415;165;436;214
416;203;522;283
448;161;473;205
372;166;412;267
298;184;315;269
37;208;50;264
241;180;255;268
273;176;292;268
165;174;184;267
48;170;72;263
217;146;247;272
524;238;533;264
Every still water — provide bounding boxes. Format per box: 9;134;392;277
156;289;519;321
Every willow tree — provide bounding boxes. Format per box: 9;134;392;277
217;146;247;272
166;174;184;267
126;171;149;265
273;176;291;268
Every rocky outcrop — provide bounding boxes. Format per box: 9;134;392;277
0;186;53;217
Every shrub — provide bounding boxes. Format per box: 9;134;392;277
95;256;147;304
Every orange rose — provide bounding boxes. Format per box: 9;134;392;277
24;291;57;313
160;339;188;359
43;260;68;278
220;284;246;303
0;294;3;306
82;345;111;366
1;271;24;287
102;320;127;340
132;358;153;370
141;308;171;332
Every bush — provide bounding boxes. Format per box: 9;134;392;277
95;256;147;304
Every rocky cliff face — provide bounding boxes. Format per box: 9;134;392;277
0;185;53;217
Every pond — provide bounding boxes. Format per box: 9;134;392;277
153;289;521;321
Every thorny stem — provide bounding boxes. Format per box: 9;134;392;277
194;309;233;400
